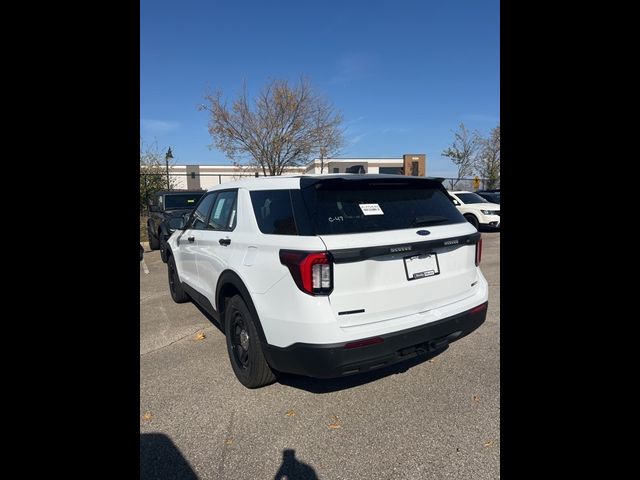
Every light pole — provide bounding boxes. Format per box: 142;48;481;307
165;147;173;190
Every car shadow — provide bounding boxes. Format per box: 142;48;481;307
276;346;448;394
478;226;500;233
140;433;198;480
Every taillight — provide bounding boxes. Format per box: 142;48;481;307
280;250;333;295
469;302;488;315
475;236;482;266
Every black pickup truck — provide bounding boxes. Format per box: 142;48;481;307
147;190;205;262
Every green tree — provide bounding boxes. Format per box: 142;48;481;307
476;124;500;189
140;139;178;214
442;123;481;188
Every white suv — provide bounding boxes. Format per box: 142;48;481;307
166;175;489;388
448;191;500;230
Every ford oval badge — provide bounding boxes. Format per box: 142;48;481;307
416;230;431;236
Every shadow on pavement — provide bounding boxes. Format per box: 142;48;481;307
274;449;318;480
276;346;448;394
140;433;198;480
192;301;225;335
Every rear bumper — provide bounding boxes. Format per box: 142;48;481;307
264;301;488;378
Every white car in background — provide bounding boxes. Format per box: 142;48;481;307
448;191;500;230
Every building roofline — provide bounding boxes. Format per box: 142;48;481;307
171;156;410;169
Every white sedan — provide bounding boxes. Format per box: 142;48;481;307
448;191;500;230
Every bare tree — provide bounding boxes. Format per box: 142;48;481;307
442;123;481;188
313;106;344;173
476;124;500;189
199;78;344;176
140;138;178;213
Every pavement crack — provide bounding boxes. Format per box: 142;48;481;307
218;410;235;478
140;327;211;357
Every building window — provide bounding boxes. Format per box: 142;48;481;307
412;162;419;176
333;167;340;173
379;167;403;175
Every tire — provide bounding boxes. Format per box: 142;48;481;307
148;226;160;250
224;294;276;388
167;255;189;303
464;214;479;230
160;238;168;263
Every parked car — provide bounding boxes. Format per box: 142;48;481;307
476;189;500;204
165;175;488;388
448;191;500;230
147;190;206;262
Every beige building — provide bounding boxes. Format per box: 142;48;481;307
162;154;427;190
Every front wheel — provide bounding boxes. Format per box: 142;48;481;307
160;238;168;263
224;295;276;388
167;255;189;303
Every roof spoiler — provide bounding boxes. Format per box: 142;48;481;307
300;175;446;190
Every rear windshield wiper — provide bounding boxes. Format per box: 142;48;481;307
411;215;449;227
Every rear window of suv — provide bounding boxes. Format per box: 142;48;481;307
165;192;205;209
301;178;466;235
249;180;466;236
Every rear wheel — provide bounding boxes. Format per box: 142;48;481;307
225;295;276;388
167;255;189;303
148;226;160;250
464;214;479;230
160;238;168;263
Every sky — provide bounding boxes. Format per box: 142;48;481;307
140;0;499;177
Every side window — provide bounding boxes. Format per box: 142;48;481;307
189;193;217;230
250;190;297;235
208;191;238;231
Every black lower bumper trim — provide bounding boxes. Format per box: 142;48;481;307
264;302;488;378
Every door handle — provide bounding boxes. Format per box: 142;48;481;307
219;238;231;246
188;236;195;243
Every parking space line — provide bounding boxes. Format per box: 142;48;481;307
141;259;150;274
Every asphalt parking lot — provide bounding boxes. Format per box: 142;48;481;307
140;232;500;480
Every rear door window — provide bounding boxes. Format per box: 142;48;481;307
301;179;466;235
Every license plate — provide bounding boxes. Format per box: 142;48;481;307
404;252;440;280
